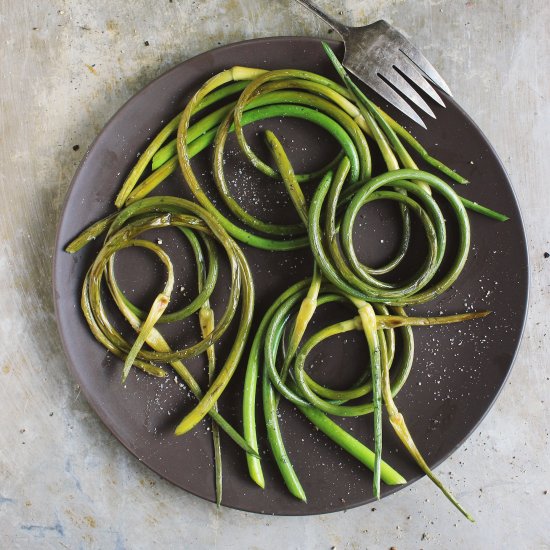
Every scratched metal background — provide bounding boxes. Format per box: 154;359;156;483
1;1;549;548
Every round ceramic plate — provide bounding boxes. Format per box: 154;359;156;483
53;37;528;515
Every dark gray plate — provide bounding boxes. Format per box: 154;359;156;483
53;37;528;515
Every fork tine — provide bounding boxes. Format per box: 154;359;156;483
386;27;453;96
352;69;427;129
393;57;445;107
399;45;452;96
379;68;436;119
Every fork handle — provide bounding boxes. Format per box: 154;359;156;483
294;0;350;37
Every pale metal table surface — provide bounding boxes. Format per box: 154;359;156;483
1;1;549;548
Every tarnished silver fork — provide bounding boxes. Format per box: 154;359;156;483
294;0;452;128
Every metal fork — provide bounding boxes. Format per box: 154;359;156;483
294;0;452;128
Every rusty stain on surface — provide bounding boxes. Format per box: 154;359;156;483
139;478;156;488
106;19;119;33
84;516;97;528
64;508;97;530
